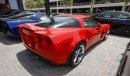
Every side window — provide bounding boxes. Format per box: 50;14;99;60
83;18;98;28
113;13;129;19
98;12;112;18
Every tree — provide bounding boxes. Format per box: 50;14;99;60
25;0;44;9
60;0;72;13
34;0;44;8
25;0;35;8
122;0;130;11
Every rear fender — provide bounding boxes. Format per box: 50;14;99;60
50;30;88;63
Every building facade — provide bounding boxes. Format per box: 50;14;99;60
49;0;129;14
0;0;24;12
21;0;129;14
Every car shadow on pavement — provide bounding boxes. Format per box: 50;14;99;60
17;50;74;76
0;33;22;45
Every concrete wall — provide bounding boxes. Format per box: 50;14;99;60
8;0;18;9
0;0;6;4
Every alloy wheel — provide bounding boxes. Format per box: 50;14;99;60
73;44;85;65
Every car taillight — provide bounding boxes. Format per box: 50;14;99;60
44;36;52;46
36;34;52;47
37;35;43;43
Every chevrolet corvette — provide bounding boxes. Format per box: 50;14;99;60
18;14;110;67
0;13;46;37
0;9;22;18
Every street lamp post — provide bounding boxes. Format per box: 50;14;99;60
45;0;50;16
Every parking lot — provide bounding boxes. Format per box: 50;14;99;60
0;32;129;76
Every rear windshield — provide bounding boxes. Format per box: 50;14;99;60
35;16;81;28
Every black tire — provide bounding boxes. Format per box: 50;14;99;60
103;30;110;41
1;23;9;36
69;42;85;67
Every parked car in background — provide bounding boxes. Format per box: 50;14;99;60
18;14;110;67
92;11;130;35
0;10;39;32
0;13;46;37
0;9;22;18
0;9;37;18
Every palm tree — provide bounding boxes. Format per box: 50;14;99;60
122;0;130;11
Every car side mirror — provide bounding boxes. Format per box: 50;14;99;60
97;23;101;28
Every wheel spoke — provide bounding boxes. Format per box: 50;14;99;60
78;52;84;55
73;53;78;62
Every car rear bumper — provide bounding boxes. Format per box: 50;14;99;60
23;42;72;65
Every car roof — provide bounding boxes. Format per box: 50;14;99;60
57;14;91;19
100;11;130;15
98;11;130;16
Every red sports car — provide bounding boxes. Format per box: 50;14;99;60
18;14;110;67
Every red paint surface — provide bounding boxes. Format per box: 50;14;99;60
18;14;110;65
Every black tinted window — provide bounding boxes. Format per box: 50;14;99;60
113;12;129;19
83;18;98;28
36;16;81;28
98;12;112;18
